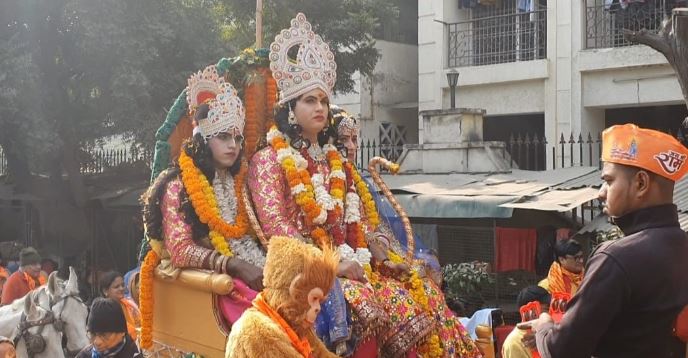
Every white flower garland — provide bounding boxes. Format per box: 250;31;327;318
213;174;237;224
337;243;372;266
312;173;336;211
268;127;346;226
344;192;361;224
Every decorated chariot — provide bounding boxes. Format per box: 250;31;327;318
134;48;435;358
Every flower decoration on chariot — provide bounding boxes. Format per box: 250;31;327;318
186;65;224;114
331;105;360;135
269;13;337;105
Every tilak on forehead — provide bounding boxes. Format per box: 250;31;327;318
602;123;688;182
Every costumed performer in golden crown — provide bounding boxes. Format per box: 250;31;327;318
331;105;483;358
248;13;443;358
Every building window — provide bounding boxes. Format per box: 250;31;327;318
585;0;684;49
448;0;547;67
379;122;407;163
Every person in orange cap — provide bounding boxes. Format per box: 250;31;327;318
526;124;688;357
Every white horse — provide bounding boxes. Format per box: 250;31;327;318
38;267;89;355
0;290;64;358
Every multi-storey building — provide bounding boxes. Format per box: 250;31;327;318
421;0;687;168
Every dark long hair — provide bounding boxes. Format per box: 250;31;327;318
141;104;243;244
274;97;336;149
99;270;122;297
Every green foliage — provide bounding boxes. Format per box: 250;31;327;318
220;0;399;93
0;0;228;179
0;0;398;182
442;261;495;301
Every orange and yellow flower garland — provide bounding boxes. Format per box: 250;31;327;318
178;150;250;256
346;162;380;230
243;80;261;158
268;126;355;247
325;146;346;207
139;249;159;350
268;127;321;222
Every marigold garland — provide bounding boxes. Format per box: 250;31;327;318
179;150;250;256
140;249;159;350
345;162;380;230
343;163;368;249
268;126;354;247
243;80;261;157
260;67;278;130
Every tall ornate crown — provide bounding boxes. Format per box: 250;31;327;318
186;65;245;139
269;13;337;104
201;82;245;139
186;65;223;113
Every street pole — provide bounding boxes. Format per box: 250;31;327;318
256;0;263;48
450;86;456;109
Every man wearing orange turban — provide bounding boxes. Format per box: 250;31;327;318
529;124;688;357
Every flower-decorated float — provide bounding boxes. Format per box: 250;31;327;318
137;48;277;357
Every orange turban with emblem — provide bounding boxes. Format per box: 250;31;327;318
601;124;688;182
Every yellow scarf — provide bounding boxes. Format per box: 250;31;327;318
253;293;312;358
547;261;583;296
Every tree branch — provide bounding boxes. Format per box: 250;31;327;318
623;28;672;58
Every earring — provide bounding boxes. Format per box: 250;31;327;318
288;104;296;125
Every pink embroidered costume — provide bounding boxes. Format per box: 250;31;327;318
331;106;483;358
160;178;263;323
247;13;434;358
143;65;265;326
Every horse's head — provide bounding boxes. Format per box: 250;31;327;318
15;291;65;358
45;267;89;353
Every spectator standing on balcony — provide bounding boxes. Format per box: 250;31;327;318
529;124;688;357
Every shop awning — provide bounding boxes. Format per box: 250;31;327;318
498;187;600;212
380;167;602;218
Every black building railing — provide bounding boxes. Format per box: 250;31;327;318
508;127;688;171
585;0;683;49
80;148;152;174
1;143;392;177
507;132;602;170
0;148;152;177
448;4;547;67
354;139;403;171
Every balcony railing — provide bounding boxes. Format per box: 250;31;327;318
448;6;547;67
585;0;682;49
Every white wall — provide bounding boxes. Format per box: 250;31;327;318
333;40;419;144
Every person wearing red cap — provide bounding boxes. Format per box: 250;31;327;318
528;124;688;357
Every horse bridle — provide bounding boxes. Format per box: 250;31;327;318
12;310;55;358
51;293;87;356
12;293;86;357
